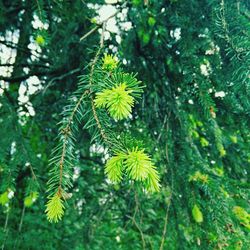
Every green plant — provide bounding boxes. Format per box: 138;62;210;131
45;52;160;222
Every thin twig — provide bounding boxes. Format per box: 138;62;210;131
124;192;146;250
157;115;167;142
89;22;110;144
159;120;174;250
41;67;81;95
18;205;26;232
80;26;99;42
1;211;9;250
79;2;126;42
87;196;112;240
13;205;26;249
127;215;146;250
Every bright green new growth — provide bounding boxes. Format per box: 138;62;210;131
102;53;118;71
105;148;160;193
189;171;209;184
233;206;250;230
144;169;161;193
192;204;203;223
24;192;39;207
125;148;155;181
200;137;209;147
35;35;45;46
104;154;124;183
0;191;9;206
0;189;15;206
45;193;65;223
94;83;134;120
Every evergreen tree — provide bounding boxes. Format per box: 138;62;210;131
0;0;249;249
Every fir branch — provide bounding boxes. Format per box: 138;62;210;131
45;21;108;222
218;0;247;56
57;90;88;194
89;22;110;144
4;97;40;188
90;98;109;143
46;10;159;223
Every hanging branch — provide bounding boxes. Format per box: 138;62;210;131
218;0;246;56
45;85;89;220
45;22;109;223
45;4;160;223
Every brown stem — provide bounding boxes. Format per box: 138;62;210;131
88;22;110;144
57;89;88;192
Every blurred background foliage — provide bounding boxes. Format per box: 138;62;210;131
0;0;249;249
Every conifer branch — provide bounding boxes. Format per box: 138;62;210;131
4;97;40;188
46;13;160;223
57;90;88;194
219;0;248;56
45;21;110;222
90;97;109;143
89;22;110;144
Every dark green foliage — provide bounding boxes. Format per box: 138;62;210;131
0;0;249;249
